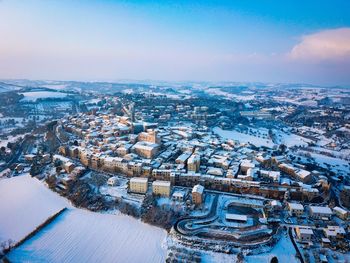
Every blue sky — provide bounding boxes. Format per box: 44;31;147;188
0;0;349;85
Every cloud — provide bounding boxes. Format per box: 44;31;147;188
289;28;350;62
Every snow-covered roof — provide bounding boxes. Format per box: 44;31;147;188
333;206;348;215
297;227;313;235
152;180;171;187
192;184;204;194
225;213;248;222
309;206;332;215
288;202;304;210
130;177;148;184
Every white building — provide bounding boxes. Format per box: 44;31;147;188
309;206;333;220
172;190;187;202
107;176;119;186
287;202;304;217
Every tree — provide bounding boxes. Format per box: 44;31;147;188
271;256;278;263
279;144;287;154
237;252;244;263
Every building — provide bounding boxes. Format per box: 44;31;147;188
187;154;200;173
152;180;171;197
309;206;333;220
225;213;248;223
132;141;159;159
323;226;346;240
172;190;187;202
295;169;312;183
175;152;192;164
240;159;255;173
107;176;118;186
296;227;313;242
287;202;304;217
152;169;172;180
64;161;75;173
340;186;350;209
138;130;160;144
129;177;148;194
333;206;348;220
278;163;312;183
192;184;204;205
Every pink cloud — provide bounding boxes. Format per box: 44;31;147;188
289;28;350;62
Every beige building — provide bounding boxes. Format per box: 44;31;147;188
129;177;148;194
333;206;348;220
192;184;204;205
187;154;200;173
152;180;171;197
296;227;313;242
138;130;160;144
132;141;159;159
152;169;172;180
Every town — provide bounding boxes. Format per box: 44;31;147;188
1;80;349;262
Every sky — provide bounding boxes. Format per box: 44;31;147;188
0;0;350;86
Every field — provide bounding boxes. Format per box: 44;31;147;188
20;91;68;102
213;127;275;148
8;209;167;263
1;175;167;263
0;174;69;244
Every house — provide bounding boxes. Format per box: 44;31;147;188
287;202;304;217
323;226;346;240
64;162;75;173
295;227;313;242
309;206;333;220
107;176;119;186
333;206;348;220
270;200;283;211
129;177;148;194
172;190;187;202
24;154;36;162
152;180;171;197
192;184;204;205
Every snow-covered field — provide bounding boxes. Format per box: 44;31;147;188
0;174;70;243
245;233;298;263
273;129;311;148
296;150;350;174
0;134;25;148
8;209;167;263
20;91;68;102
213;127;275;148
2;174;167;263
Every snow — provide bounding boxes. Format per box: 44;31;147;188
3;174;167;263
20;91;68;102
0;134;24;148
0;174;70;243
214;127;275;148
296;150;350;174
8;209;167;263
245;232;298;263
273;129;312;147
